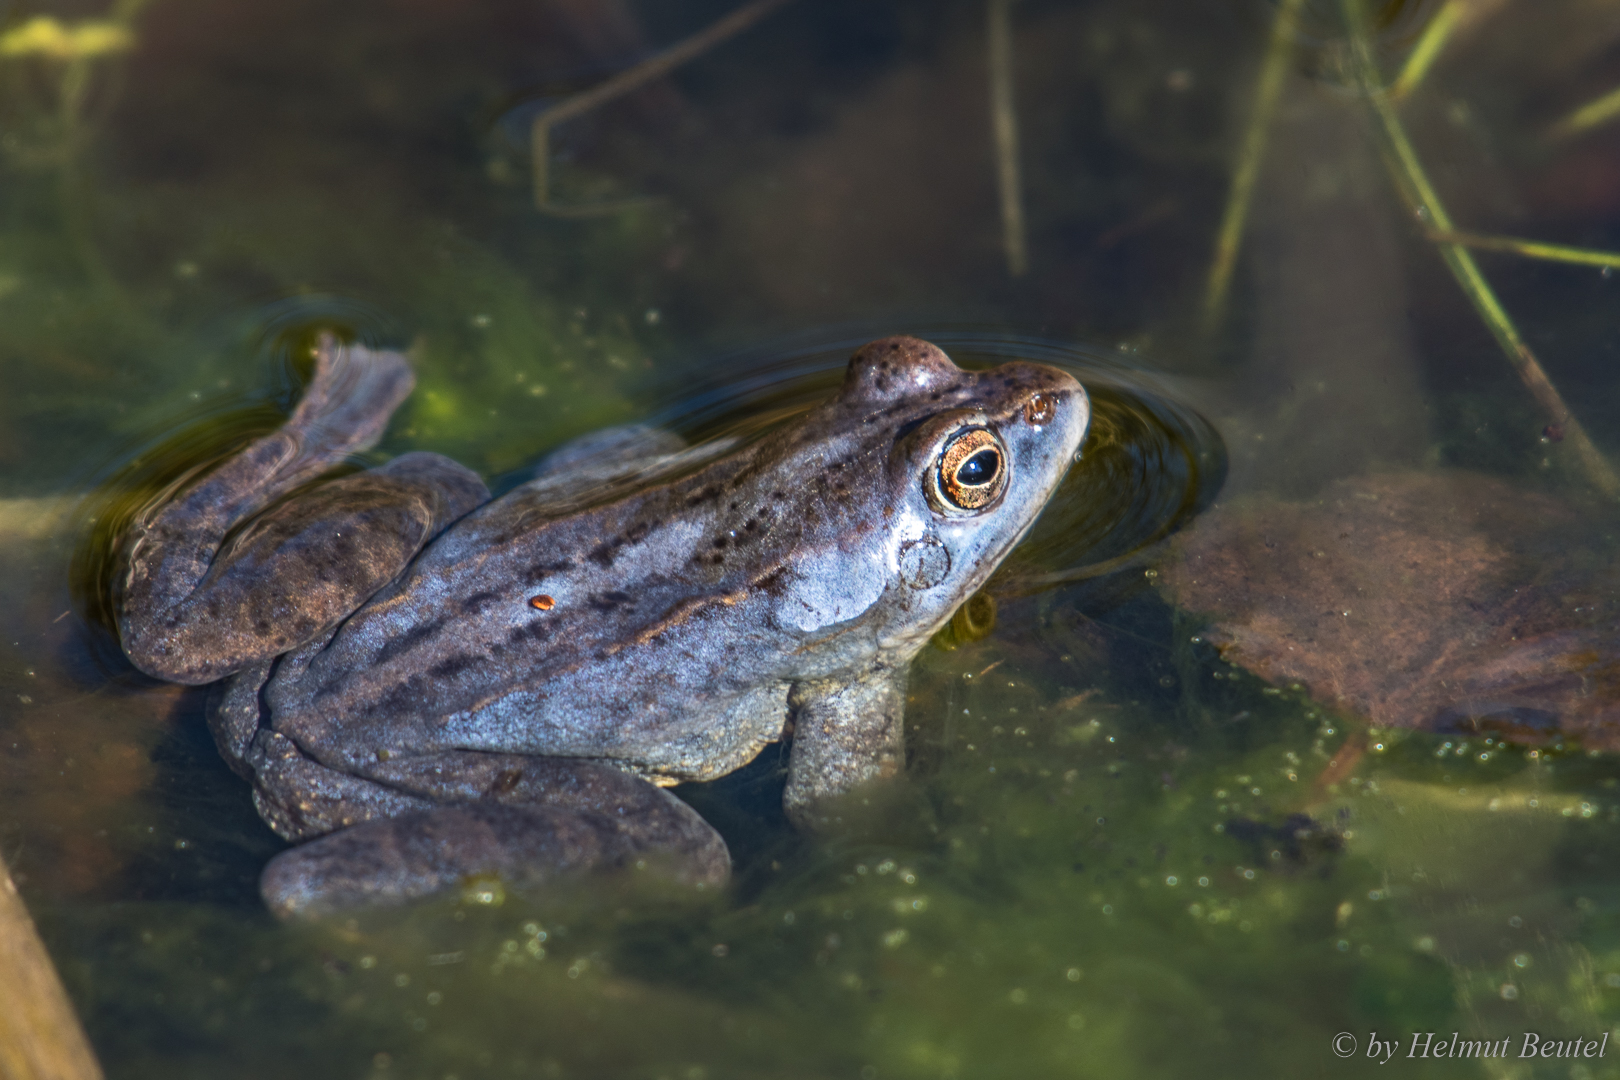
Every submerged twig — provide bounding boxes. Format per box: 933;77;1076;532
1548;84;1620;142
1425;229;1620;270
1343;0;1620;498
531;0;795;217
0;853;105;1080
987;0;1027;277
1202;0;1306;334
1387;0;1464;102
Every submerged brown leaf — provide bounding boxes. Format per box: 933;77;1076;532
1160;472;1620;747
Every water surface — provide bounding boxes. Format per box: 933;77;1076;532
4;0;1620;1077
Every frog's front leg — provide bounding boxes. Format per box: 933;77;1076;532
255;754;730;919
118;338;487;684
783;666;907;830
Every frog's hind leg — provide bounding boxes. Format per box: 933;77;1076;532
118;338;488;685
258;757;729;919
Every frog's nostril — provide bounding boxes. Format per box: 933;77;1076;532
1024;393;1058;426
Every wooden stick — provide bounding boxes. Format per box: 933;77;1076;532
987;0;1027;277
531;0;795;216
0;853;104;1080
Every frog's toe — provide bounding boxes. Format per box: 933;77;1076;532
260;801;729;919
291;336;416;459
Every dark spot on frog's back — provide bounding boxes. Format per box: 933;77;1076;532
367;677;429;719
461;589;502;614
588;591;632;611
507;619;551;646
684;483;723;509
524;558;573;584
587;519;656;568
373;617;447;665
428;653;481;679
753;566;789;596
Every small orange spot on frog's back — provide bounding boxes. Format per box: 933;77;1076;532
529;594;555;610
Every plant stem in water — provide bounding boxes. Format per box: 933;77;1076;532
531;0;796;217
1343;0;1620;498
1202;0;1305;334
1387;0;1464;102
987;0;1027;277
1549;84;1620;142
1425;230;1620;270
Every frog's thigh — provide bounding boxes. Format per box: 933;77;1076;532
129;451;487;685
121;341;413;675
208;658;276;778
259;759;729;919
783;667;907;831
243;729;435;843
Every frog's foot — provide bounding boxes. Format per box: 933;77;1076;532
258;761;729;919
284;335;417;463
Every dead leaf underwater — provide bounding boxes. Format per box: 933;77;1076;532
1159;471;1620;748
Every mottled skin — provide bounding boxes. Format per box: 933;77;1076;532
116;335;1089;916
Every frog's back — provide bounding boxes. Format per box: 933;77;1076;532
264;412;896;780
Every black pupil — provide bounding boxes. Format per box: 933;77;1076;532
956;449;1000;486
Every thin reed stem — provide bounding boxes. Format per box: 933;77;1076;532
1343;0;1620;497
1202;0;1306;334
532;0;795;216
1388;0;1464;101
987;0;1027;277
1425;230;1620;270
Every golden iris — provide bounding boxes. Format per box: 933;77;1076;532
934;428;1006;511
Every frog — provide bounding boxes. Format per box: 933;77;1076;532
115;334;1090;917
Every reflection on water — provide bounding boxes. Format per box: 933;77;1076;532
3;0;1620;1076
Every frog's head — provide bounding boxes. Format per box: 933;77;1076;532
835;335;1089;652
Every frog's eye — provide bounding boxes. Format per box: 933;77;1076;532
929;428;1007;513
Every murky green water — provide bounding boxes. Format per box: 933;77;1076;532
5;0;1620;1076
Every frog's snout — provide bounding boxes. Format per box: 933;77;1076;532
1010;369;1089;449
